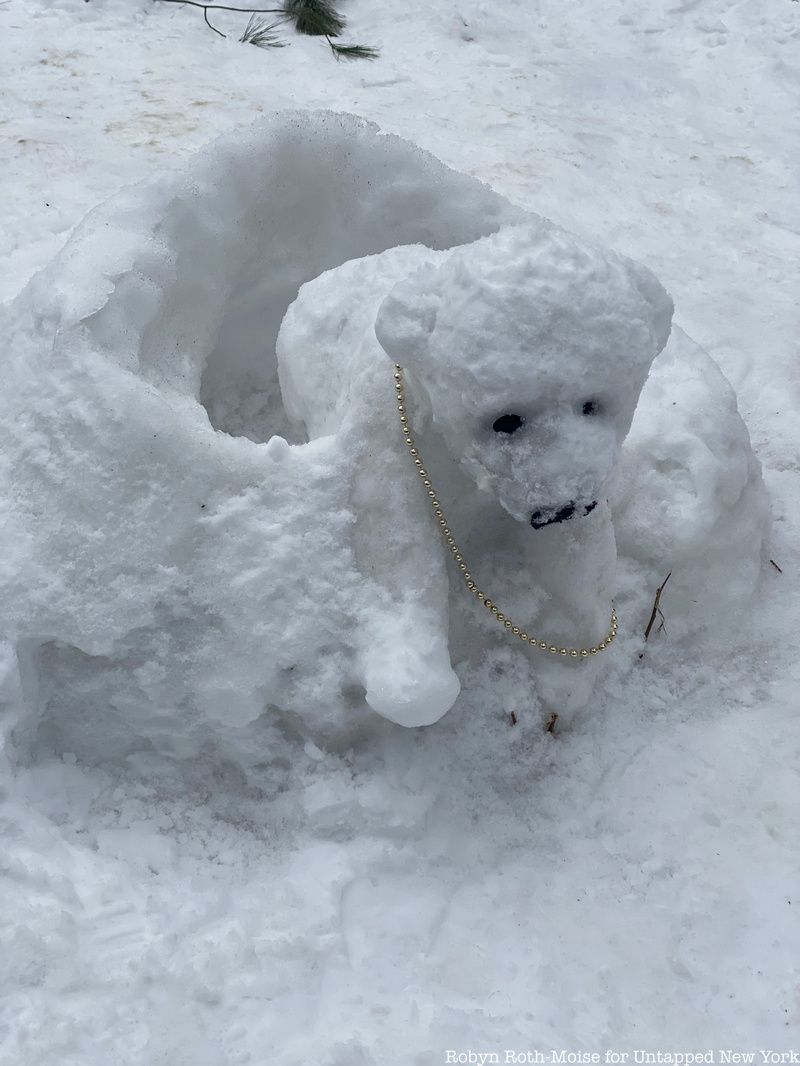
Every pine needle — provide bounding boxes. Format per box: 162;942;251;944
240;14;286;46
329;41;379;61
283;0;344;37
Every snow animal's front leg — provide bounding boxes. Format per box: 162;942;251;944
525;504;618;725
349;423;460;728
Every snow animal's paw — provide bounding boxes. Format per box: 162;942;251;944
362;651;460;728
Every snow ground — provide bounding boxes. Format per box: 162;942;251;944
1;0;799;1061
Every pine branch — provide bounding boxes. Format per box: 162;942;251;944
329;40;379;61
153;0;378;60
283;0;344;37
240;14;286;46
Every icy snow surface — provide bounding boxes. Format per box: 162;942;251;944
1;0;799;1061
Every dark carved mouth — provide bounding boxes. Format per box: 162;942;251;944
530;500;597;529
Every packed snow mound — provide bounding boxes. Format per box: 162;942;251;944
0;111;768;766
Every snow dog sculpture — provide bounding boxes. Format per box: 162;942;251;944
278;228;672;726
0;112;768;762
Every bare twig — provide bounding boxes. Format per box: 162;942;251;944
156;0;287;14
510;710;518;726
770;559;783;574
644;571;672;642
203;6;226;36
545;712;558;733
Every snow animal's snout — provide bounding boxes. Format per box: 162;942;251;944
530;499;597;530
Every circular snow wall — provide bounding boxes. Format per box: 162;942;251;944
79;110;525;443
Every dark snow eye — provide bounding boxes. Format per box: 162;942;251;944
493;413;524;434
581;400;599;416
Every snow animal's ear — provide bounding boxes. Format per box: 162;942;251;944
374;262;442;372
630;260;675;358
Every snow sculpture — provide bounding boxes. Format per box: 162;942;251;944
278;226;674;726
0;112;768;764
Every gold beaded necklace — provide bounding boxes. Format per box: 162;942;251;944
393;364;618;658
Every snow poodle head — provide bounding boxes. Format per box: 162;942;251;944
375;223;673;528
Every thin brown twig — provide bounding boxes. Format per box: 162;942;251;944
644;571;672;642
156;0;288;14
203;6;226;36
770;559;783;574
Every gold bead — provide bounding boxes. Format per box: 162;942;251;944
476;592;485;601
598;642;606;650
512;627;520;636
422;480;432;488
580;650;588;657
413;458;422;467
570;650;578;657
504;620;513;629
458;562;466;571
491;607;499;616
590;647;598;655
560;649;567;655
548;646;558;654
463;572;471;581
496;612;505;621
484;599;493;610
466;581;476;590
539;641;547;650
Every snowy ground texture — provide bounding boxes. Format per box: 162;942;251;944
1;0;799;1062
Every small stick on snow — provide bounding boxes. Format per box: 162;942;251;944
644;571;672;642
510;711;518;726
770;559;783;574
545;712;558;733
203;6;227;36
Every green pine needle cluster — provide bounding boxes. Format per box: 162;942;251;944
282;0;378;60
283;0;345;37
329;42;380;61
240;15;286;48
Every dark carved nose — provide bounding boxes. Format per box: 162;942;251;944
530;500;598;529
531;502;576;529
